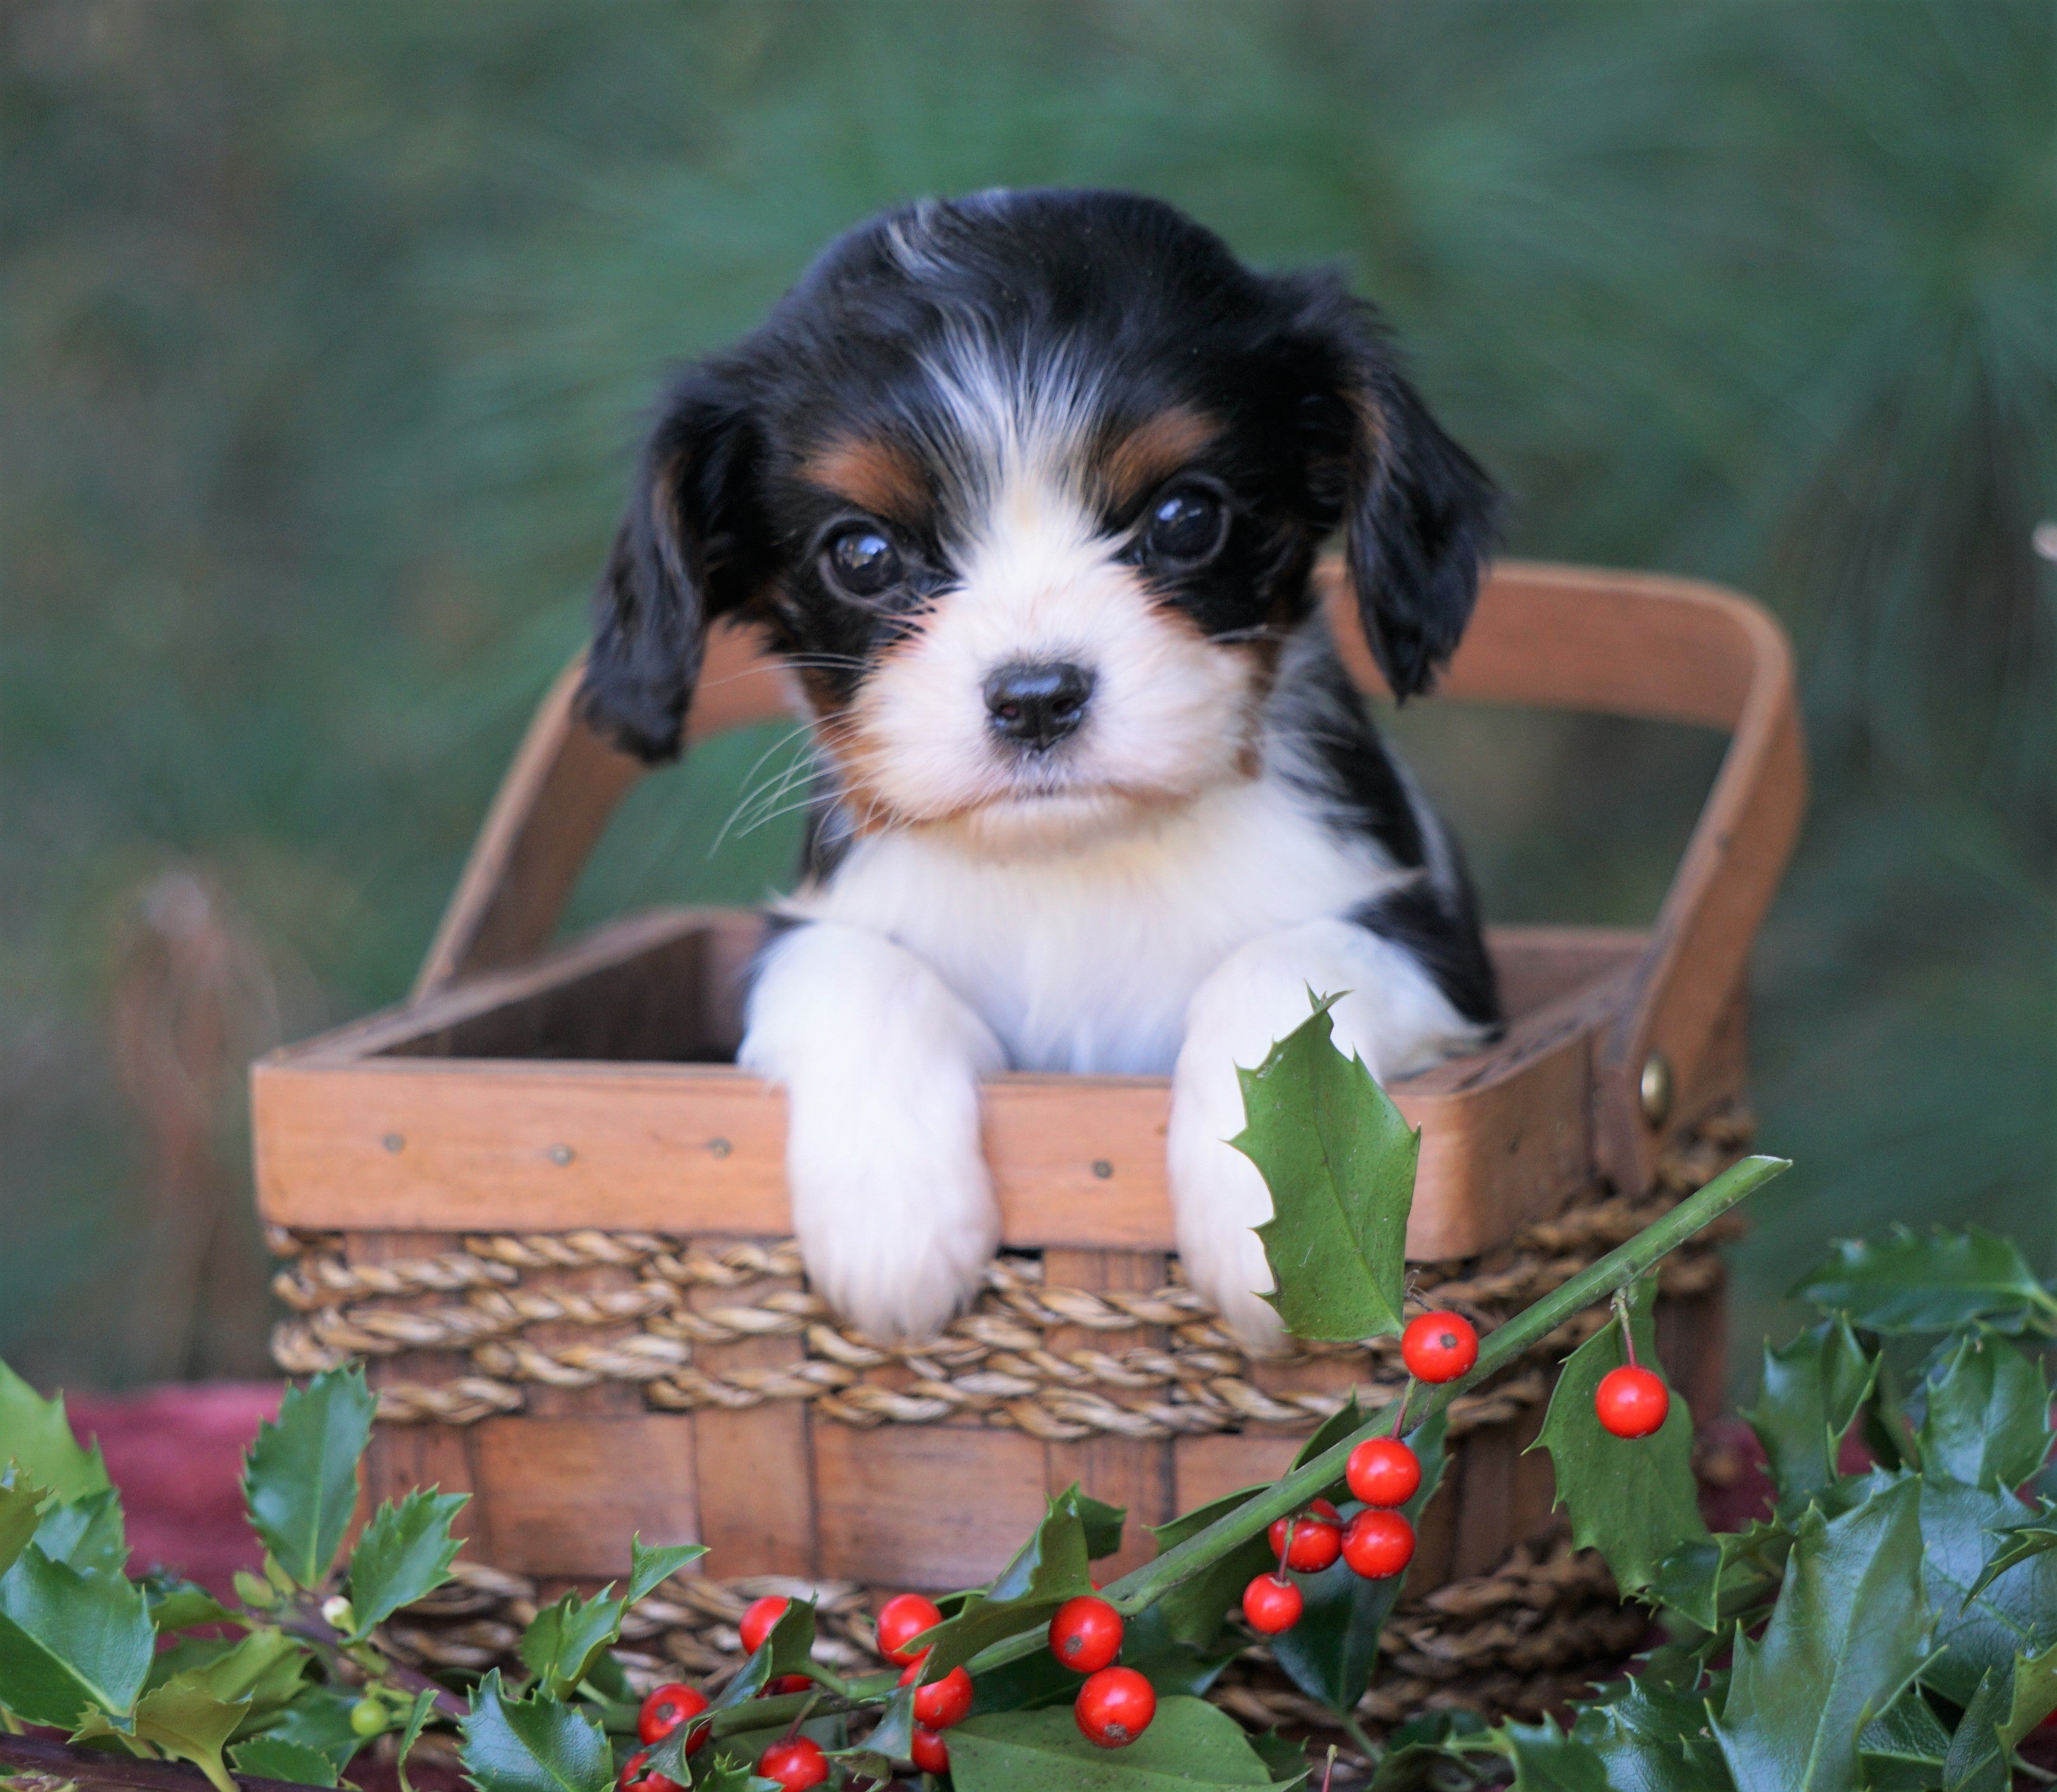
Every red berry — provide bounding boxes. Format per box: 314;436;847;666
738;1595;790;1655
1595;1365;1670;1438
876;1592;944;1665
756;1736;828;1790
1241;1572;1303;1634
1074;1665;1156;1748
1047;1595;1124;1674
1341;1507;1416;1579
899;1655;974;1729
1346;1436;1422;1509
1266;1510;1342;1572
635;1683;709;1752
910;1727;951;1775
763;1674;813;1697
619;1750;680;1792
1401;1311;1479;1383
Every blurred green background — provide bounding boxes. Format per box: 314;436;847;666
4;1;2051;1397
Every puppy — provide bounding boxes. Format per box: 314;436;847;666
580;189;1501;1353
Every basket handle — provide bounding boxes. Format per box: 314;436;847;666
415;559;1804;1191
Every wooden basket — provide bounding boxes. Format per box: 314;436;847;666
253;559;1803;1600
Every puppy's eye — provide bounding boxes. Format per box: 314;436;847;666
1144;486;1228;566
823;526;903;600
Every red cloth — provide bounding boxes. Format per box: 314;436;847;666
65;1381;279;1596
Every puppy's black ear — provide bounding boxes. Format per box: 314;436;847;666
580;365;767;762
1303;298;1499;700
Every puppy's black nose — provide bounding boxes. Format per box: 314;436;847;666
984;661;1094;749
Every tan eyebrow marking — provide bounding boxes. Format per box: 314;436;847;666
801;434;928;521
1100;406;1222;507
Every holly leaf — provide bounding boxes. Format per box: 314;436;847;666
232;1737;341;1788
1711;1476;1931;1792
520;1585;627;1702
1072;1490;1127;1562
1908;1474;2057;1708
243;1367;375;1590
698;1596;819;1722
1246;1729;1310;1783
1269;1409;1447;1715
1236;997;1415;1342
249;1688;369;1774
0;1542;154;1727
1965;1515;2057;1603
1650;1519;1792;1634
1563;1664;1734;1791
1794;1226;2057;1337
394;1686;441;1792
157;1627;309;1718
1915;1333;2053;1493
1743;1316;1878;1512
1148;1484;1275;1652
0;1364;111;1500
685;1757;779;1792
1856;1686;1952;1791
461;1669;612;1792
141;1572;234;1634
347;1487;468;1638
625;1534;703;1607
33;1487;129;1575
1939;1640;2057;1791
949;1696;1295;1789
119;1675;253;1792
0;1473;51;1579
915;1489;1094;1677
1532;1278;1709;1591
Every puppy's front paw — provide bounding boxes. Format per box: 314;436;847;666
1166;1052;1290;1359
741;922;1005;1343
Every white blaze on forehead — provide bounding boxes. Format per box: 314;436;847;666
839;338;1254;845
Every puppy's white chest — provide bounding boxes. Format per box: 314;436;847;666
789;778;1397;1074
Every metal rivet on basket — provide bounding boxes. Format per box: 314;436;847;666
547;1143;575;1166
1092;1159;1113;1180
708;1137;732;1159
1639;1052;1673;1128
381;1133;404;1154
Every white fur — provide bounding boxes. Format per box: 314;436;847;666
737;921;1006;1342
1167;918;1487;1353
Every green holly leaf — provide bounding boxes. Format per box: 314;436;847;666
1711;1476;1930;1792
1236;997;1415;1342
520;1584;627;1702
1650;1519;1793;1634
1269;1409;1448;1715
1743;1316;1879;1512
1532;1278;1709;1592
1070;1489;1127;1562
118;1674;253;1792
346;1487;467;1638
461;1669;612;1792
1147;1484;1276;1652
949;1696;1296;1790
0;1542;154;1727
624;1534;704;1607
1965;1515;2057;1603
1909;1474;2057;1708
916;1488;1095;1677
1915;1333;2053;1493
232;1736;342;1788
249;1687;370;1774
33;1487;130;1575
699;1596;820;1722
156;1627;309;1718
1856;1686;1952;1791
394;1686;441;1792
141;1572;234;1634
1794;1226;2057;1338
0;1473;51;1579
1246;1730;1311;1783
685;1757;779;1792
0;1364;111;1500
1559;1665;1734;1791
243;1367;376;1590
1492;1717;1613;1790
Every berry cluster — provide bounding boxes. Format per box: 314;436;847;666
1235;1309;1479;1638
616;1307;1671;1783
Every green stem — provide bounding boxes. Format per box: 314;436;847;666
1341;1715;1379;1763
970;1153;1787;1677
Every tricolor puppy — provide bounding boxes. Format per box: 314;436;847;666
581;189;1501;1352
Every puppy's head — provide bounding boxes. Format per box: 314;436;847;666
582;190;1496;854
